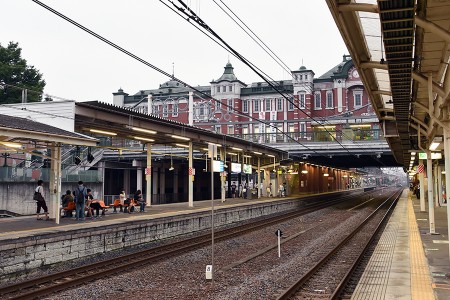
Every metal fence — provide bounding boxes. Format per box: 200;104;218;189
0;167;101;183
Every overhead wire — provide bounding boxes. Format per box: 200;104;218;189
210;0;362;142
31;0;326;159
170;0;358;158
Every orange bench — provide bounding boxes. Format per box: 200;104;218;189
112;199;123;212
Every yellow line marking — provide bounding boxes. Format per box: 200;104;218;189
409;194;435;300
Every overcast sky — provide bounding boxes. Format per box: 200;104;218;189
1;0;349;103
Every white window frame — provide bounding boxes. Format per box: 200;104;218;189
288;97;294;111
243;100;248;113
215;100;221;112
277;98;282;111
163;104;168;117
172;103;178;117
228;85;232;92
354;91;363;107
215;125;221;134
299;92;306;109
300;122;306;139
216;86;220;93
227;125;234;135
222;86;226;93
265;98;271;111
254;99;260;112
314;92;321;109
227;98;233;112
326;91;333;109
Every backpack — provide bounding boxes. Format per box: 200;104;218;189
75;187;85;204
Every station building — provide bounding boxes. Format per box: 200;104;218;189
112;55;380;144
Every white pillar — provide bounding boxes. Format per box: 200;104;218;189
146;144;152;206
188;92;194;126
50;143;61;224
220;147;225;202
419;158;426;212
426;150;436;233
438;164;443;206
188;141;194;207
444;128;450;261
257;157;261;198
123;169;130;196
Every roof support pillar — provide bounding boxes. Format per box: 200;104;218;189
426;150;436;234
188;141;194;207
49;143;62;224
188;92;194;126
443;126;450;260
146;143;152;207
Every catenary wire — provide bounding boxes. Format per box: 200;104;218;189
31;0;326;159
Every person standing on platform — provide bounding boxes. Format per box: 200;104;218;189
134;190;145;212
34;180;49;220
74;181;87;221
118;189;126;212
231;183;237;198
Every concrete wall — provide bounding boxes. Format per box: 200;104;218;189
0;182;103;215
0;193;350;282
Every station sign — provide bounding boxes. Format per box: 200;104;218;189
212;160;224;172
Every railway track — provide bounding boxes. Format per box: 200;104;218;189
1;192;371;300
275;189;401;300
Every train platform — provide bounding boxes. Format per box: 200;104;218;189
352;189;450;300
2;189;450;300
0;194;295;240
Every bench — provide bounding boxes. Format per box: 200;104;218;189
62;202;76;217
112;199;123;212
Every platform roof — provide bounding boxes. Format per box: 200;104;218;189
327;0;450;169
74;101;287;164
0;113;97;154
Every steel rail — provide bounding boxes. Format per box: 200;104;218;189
275;189;402;300
1;192;372;299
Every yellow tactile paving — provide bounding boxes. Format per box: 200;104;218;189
408;194;435;300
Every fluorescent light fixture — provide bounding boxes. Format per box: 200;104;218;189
323;173;329;177
429;142;440;151
267;154;275;158
349;124;371;128
207;142;221;147
170;135;190;141
252;151;262;155
228;152;237;156
175;143;189;148
429;136;443;151
0;142;23;148
202;148;209;151
169;166;174;171
343;175;348;178
411;152;416;156
442;171;446;174
134;136;154;142
90;129;117;136
243;155;252;158
130;127;157;135
231;147;242;151
301;170;308;174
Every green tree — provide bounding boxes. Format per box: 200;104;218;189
0;42;46;104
